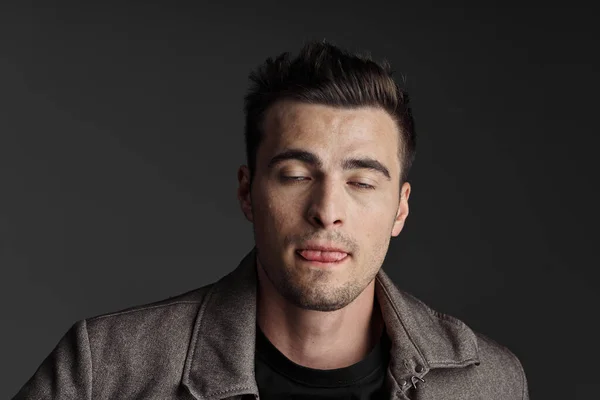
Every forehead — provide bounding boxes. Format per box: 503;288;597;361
261;101;400;168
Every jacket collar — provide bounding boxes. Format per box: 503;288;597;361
182;248;480;399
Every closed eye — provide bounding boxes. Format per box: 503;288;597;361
282;176;309;181
350;182;375;190
281;176;375;190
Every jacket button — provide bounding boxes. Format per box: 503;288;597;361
399;379;408;386
415;364;424;373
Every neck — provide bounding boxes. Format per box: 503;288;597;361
256;260;384;370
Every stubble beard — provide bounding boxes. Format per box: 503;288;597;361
258;251;376;312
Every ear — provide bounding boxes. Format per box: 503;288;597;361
391;182;411;237
237;165;254;222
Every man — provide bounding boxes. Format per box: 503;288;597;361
13;41;528;399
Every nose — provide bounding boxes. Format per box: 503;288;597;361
305;178;346;229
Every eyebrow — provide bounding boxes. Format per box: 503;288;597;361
267;149;391;180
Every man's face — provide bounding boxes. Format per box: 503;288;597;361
238;101;410;312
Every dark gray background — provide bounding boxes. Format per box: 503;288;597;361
1;2;598;398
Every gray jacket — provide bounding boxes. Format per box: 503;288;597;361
14;248;529;399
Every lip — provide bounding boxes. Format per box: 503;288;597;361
296;242;350;254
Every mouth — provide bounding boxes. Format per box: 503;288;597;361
295;249;350;264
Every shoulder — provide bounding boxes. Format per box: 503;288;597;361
418;301;528;398
475;332;528;392
82;283;215;351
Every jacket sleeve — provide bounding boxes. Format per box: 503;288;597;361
12;320;93;399
520;359;530;400
510;348;529;400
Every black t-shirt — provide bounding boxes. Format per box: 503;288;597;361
254;324;391;399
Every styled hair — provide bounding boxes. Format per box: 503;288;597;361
244;40;416;185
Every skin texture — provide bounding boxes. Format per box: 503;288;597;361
237;100;411;369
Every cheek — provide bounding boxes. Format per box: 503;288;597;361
360;208;396;241
255;188;301;232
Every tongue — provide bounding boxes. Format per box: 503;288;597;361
298;250;347;262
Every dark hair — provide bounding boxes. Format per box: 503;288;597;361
244;40;416;186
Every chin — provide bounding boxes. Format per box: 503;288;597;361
284;289;353;312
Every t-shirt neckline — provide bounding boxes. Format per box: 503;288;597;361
255;324;390;388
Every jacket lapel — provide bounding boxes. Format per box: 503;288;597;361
375;271;480;395
182;249;260;400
